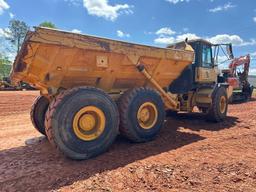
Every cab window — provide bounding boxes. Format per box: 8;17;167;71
202;45;213;68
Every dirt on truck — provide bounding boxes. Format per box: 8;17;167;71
10;27;232;160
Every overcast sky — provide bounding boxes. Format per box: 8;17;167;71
0;0;256;74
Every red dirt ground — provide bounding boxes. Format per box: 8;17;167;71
0;91;255;192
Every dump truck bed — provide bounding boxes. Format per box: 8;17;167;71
11;27;194;95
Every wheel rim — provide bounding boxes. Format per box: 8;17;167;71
73;106;106;141
219;96;227;114
137;102;158;129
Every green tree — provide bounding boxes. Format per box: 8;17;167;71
5;19;30;54
0;54;12;78
39;21;56;29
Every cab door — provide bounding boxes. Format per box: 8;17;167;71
195;44;217;83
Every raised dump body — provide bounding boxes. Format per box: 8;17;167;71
11;27;194;95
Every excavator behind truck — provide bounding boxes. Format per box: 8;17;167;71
222;54;254;102
11;27;233;160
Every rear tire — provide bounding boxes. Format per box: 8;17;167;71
45;87;119;160
206;87;228;122
246;86;254;101
118;87;165;142
30;96;49;135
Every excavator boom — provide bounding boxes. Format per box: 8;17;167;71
228;54;250;77
225;54;253;102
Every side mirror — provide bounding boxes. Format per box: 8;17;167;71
226;44;234;59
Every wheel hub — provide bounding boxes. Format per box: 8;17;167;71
79;114;96;131
73;106;106;141
219;96;227;114
137;102;158;129
139;108;150;122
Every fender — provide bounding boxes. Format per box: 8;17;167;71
212;83;232;99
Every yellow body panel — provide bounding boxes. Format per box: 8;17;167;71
195;88;213;104
11;27;194;96
195;67;217;83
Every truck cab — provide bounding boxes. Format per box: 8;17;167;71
167;39;233;116
189;39;217;84
168;39;232;93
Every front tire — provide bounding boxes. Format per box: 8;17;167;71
118;87;165;142
206;87;228;122
30;96;49;135
45;87;119;160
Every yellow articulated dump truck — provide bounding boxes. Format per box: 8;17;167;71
11;27;231;160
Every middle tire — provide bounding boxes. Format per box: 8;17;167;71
45;87;119;160
118;87;165;142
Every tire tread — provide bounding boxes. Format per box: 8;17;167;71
118;87;164;142
44;86;119;158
